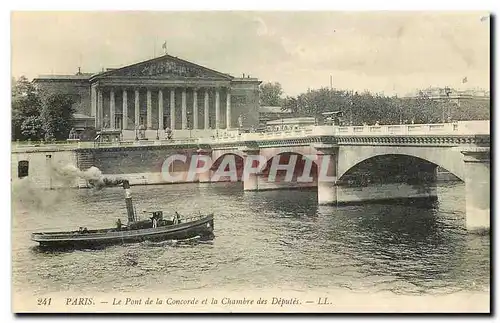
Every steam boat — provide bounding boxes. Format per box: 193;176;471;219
31;180;215;250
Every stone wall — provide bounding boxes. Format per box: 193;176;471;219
230;80;260;129
34;79;91;116
11;149;78;189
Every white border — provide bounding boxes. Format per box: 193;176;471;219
3;1;498;323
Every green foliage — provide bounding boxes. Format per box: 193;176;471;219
12;76;75;141
281;87;489;125
40;94;75;141
12;76;43;140
259;82;283;106
20;115;44;140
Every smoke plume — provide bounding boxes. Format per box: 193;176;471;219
49;163;126;190
12;163;128;213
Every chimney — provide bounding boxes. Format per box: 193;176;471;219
122;180;136;223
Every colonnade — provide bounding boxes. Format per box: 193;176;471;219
91;86;232;130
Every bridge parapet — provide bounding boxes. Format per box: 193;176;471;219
11;120;490;153
332;120;489;136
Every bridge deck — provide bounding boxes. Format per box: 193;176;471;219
11;120;489;153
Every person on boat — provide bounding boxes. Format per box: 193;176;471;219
116;219;122;231
166;213;175;225
151;214;158;228
175;212;182;224
82;227;89;233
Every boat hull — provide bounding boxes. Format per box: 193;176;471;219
31;215;214;250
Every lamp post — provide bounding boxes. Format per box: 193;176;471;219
444;86;452;123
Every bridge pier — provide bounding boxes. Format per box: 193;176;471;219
462;148;490;232
241;148;260;191
315;145;338;205
196;149;212;183
244;172;259;191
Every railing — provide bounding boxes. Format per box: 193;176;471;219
11;120;490;152
12;138;200;151
331;120;489;136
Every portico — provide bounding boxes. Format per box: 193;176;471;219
93;86;231;130
89;54;260;139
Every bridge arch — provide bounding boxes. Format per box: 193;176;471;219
261;152;319;184
211;153;245;181
337;147;465;182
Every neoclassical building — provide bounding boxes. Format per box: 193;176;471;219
33;54;261;139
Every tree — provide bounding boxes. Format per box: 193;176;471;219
12;76;43;140
11;76;76;141
40;94;75;141
259;82;283;106
278;85;489;126
20;115;44;140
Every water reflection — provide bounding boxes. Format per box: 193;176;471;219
246;189;319;218
13;182;489;296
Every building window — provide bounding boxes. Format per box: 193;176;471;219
18;160;29;178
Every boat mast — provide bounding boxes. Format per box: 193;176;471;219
122;180;136;223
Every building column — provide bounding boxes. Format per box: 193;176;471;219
110;89;116;129
134;89;140;128
226;89;231;129
158;89;164;131
193;89;198;130
215;89;220;129
315;145;338;205
98;88;103;129
170;88;175;129
122;89;128;130
181;89;187;129
462;148;490;232
91;85;97;119
146;89;152;129
204;90;210;129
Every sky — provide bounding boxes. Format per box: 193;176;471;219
11;11;490;96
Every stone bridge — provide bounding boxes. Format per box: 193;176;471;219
204;120;490;231
11;120;490;231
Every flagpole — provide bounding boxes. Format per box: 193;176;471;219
163;41;167;55
154;36;157;58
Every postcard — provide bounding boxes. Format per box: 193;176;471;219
11;11;490;313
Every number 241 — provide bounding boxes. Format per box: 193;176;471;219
37;298;51;306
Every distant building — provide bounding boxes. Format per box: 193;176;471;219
265;117;315;132
404;87;490;105
258;106;292;128
32;54;261;139
404;87;490;121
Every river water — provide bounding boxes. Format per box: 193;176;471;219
12;181;490;298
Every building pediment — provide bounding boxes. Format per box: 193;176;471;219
92;55;233;80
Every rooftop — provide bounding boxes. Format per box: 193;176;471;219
33;74;93;81
259;106;291;114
